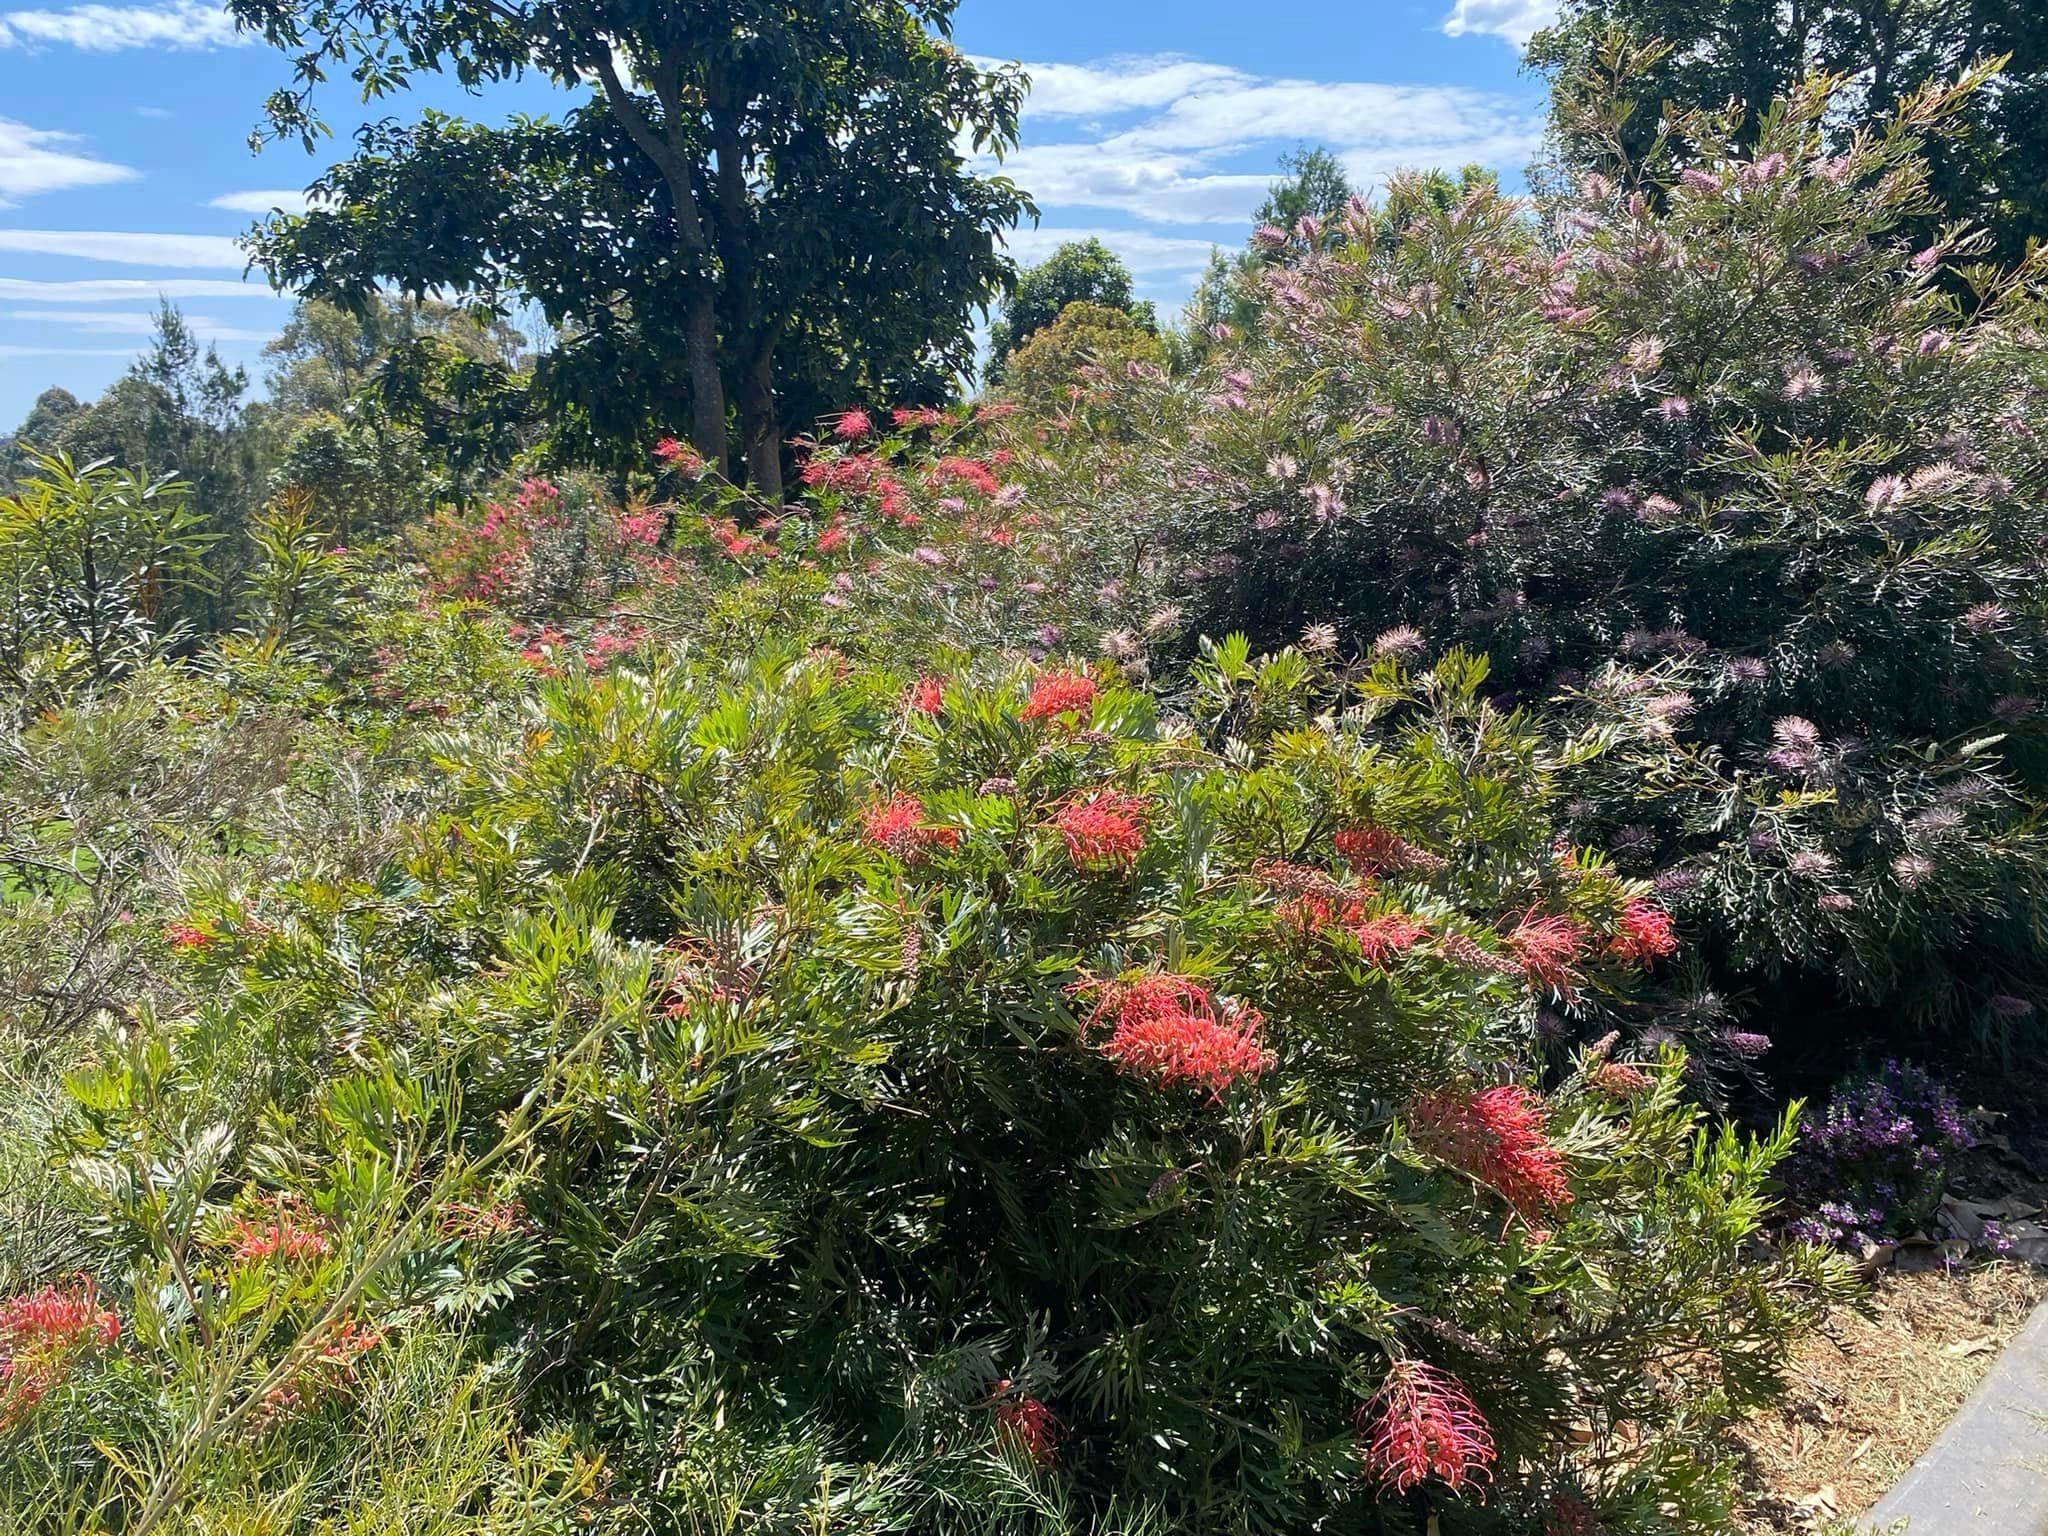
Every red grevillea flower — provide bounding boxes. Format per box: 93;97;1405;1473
861;792;962;861
992;1386;1061;1465
1410;1085;1574;1221
228;1200;333;1264
1358;1360;1496;1496
1607;898;1677;965
1275;893;1341;939
1080;974;1268;1095
653;437;704;474
1333;825;1446;877
1505;912;1587;993
815;524;849;556
893;405;947;429
832;408;872;440
1055;793;1148;871
1351;912;1431;966
164;920;214;951
1021;670;1097;723
0;1279;120;1426
906;675;945;715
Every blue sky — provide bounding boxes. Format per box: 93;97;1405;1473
0;0;1553;427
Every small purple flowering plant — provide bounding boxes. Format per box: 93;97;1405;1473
1784;1060;1976;1251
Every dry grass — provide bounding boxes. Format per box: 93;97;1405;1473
1729;1262;2048;1531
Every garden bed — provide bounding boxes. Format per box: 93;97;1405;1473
1730;1262;2048;1531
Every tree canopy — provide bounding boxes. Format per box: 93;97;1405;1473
1530;0;2048;263
984;237;1155;382
229;0;1035;503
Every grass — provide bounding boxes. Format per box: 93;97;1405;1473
1729;1262;2048;1531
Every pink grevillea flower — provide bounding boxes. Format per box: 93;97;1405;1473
1410;1085;1574;1221
164;920;214;951
1358;1360;1497;1496
1078;974;1268;1096
860;793;961;862
992;1383;1060;1465
906;675;945;716
1333;825;1446;877
1054;793;1148;872
654;437;705;475
931;457;1000;497
1589;1061;1654;1099
1020;670;1096;723
1505;912;1587;993
1607;898;1678;965
0;1279;120;1427
831;408;872;440
893;405;947;429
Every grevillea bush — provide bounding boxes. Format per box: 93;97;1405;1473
982;67;2048;1058
0;624;1852;1533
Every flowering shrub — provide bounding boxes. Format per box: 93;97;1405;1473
1003;69;2048;1058
0;638;1851;1533
0;1280;119;1428
1783;1059;1978;1251
416;470;679;617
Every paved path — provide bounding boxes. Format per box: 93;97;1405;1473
1864;1297;2048;1533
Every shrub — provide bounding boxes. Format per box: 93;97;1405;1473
2;639;1854;1534
1001;69;2048;1055
999;301;1170;420
1782;1060;1977;1252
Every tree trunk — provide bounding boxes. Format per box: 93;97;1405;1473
736;344;782;508
590;54;731;479
681;280;728;478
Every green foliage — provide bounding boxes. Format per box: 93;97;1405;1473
0;454;215;694
232;0;1033;500
1530;1;2048;265
0;626;1854;1533
986;239;1157;384
1253;145;1356;231
998;302;1169;418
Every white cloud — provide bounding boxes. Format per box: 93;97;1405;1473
984;55;1253;121
208;188;312;215
0;229;248;267
8;307;275;341
0;0;244;50
1442;0;1558;47
974;54;1542;228
1002;225;1224;279
0;116;137;205
0;276;279;301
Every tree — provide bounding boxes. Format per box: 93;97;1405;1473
1530;0;2048;264
3;387;84;489
984;237;1155;382
260;297;534;532
263;295;526;419
230;0;1034;505
998;300;1168;416
1253;144;1355;232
